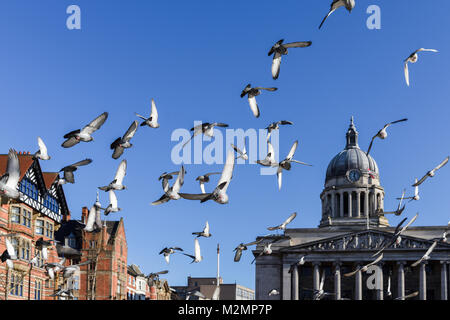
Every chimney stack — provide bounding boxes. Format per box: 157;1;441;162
81;207;89;224
64;210;71;222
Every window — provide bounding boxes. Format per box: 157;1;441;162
11;206;20;223
20;241;30;260
10;273;24;297
35;250;44;268
66;233;77;248
45;222;54;239
35;219;44;235
44;194;59;213
34;280;42;300
11;206;31;227
19;178;38;200
11;238;19;256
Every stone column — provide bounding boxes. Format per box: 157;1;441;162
348;192;352;218
339;192;344;218
334;262;341;300
441;261;448;301
313;262;320;292
397;262;405;300
376;264;384;300
331;193;336;218
282;263;291;300
356;191;361;218
355;264;363;300
364;191;369;217
419;262;427;300
291;265;299;301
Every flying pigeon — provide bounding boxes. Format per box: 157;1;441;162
265;120;294;141
268;289;280;296
179;150;235;204
233;240;262;262
135;98;160;128
343;253;384;277
251;242;273;264
383;189;406;216
58;159;93;185
34;137;51;160
267;212;297;231
256;141;278;167
240;84;277;118
404;48;438;86
44;257;66;280
192;221;212;238
411;241;438;267
35;237;54;261
196;172;221;194
99;159;127;191
400;180;420;202
366;118;408;156
104;190;121;215
183;122;229;148
0;234;18;269
62;112;108;148
111;120;139;159
394;291;419;300
0;149;21;199
313;271;335;300
182;238;203;263
159;247;183;264
412;156;449;187
319;0;355;30
147;270;169;285
152;166;185;205
268;40;311;80
231;138;248;160
276;141;312;190
61;260;93;279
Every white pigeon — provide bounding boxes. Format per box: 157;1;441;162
62;112;108;148
344;253;384;277
182;238;203;263
319;0;355;30
1;235;18;269
84;193;104;232
180;150;235;204
411;241;438;267
104;190;121;215
268;289;279;296
61;260;92;279
99;159;127;191
404;48;438;86
152;166;185;205
135;98;160;128
413;156;449;187
34;137;50;160
240;84;278;118
251;242;273;264
0;149;21;199
402;179;420;202
267;212;297;232
277;141;312;190
231;139;248;160
195;172;221;194
256;141;278;167
366;119;408;156
44;257;66;280
192;221;212;238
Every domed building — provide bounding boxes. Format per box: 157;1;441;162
253;118;450;301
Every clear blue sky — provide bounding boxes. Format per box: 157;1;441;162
1;1;449;290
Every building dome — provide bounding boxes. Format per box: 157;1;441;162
325;117;379;184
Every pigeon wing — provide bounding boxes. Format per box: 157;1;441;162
37;137;48;158
217;150;235;193
61;137;80;148
271;52;282;80
122;120;139;141
286;140;298;160
5;237;17;260
81;112;108;135
150;99;158;123
5;149;20;189
283;41;312;48
114;159;127;185
248;95;260;118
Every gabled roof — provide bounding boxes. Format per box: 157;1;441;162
128;264;143;277
0;152;34;181
42;172;59;190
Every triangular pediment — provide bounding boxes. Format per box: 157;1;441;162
280;229;450;253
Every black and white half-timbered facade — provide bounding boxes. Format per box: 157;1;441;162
253;120;450;300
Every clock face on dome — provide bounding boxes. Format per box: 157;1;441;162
347;169;361;182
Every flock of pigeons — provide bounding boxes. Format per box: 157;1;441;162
0;0;447;299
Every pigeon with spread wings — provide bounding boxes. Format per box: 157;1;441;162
182;122;229;148
0;234;18;269
344;253;384;277
159;247;183;264
413;156;449;187
135;98;160;128
182;238;203;263
240;84;277;118
256;141;278;167
231;138;248;160
265;120;293;142
192;221;212;238
268;40;311;80
366;118;408;156
111;120;139;159
152;166;185;205
267;212;297;232
34;137;51;160
277;141;312;190
411;241;438;267
180;150;235;204
62;112;108;148
104;190;121;216
99;159;127;192
58;158;93;185
404;48;438;86
0;149;20;199
383;189;406;216
233;239;262;262
319;0;355;30
195;172;221;194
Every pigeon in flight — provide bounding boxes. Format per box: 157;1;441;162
35;237;54;261
371;213;419;257
233;240;262;262
268;289;280;296
182;122;229;148
343;253;384;277
62;112;108;148
44;257;66;280
231;138;248;160
404;48;438;86
267;212;297;232
152;166;185;205
319;0;355;30
104;190;121;216
58;159;93;185
192;221;212;238
84;192;104;232
49;288;75;299
180;150;235;204
135;98;160;128
410;241;438;267
400;180;420;202
313;271;335;300
394;291;419;300
251;242;273;264
240;84;277;118
159;247;183;264
265;120;294;141
61;260;93;279
0;149;20;199
34;137;51;160
276;141;312;190
0;234;18;269
182;238;203;263
186;290;206;300
196;172;221;194
147;270;169;285
256;141;278;167
99;159;127;191
366;118;408;156
383;189;406;216
111;120;139;159
268;40;311;80
412;156;449;187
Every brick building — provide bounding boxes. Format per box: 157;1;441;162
126;264;149;300
54;207;128;300
0;152;69;300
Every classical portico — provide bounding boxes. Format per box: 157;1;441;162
254;118;450;300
